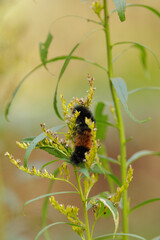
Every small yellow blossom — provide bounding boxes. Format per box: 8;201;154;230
91;1;104;19
40;123;70;157
50;196;85;237
16;141;30;149
5;152;55;180
59;162;70;181
85;118;99;168
110;165;133;205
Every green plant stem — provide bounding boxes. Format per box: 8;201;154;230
91;219;96;240
103;1;128;239
74;167;91;240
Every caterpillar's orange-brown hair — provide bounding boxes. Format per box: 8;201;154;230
70;105;95;165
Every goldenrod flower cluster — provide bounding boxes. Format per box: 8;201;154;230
85;118;99;169
40;123;70;157
83;173;99;198
91;1;104;19
110;165;133;205
61;74;96;143
59;162;70;181
16;141;30;149
85;74;96;108
5;152;55;180
50;196;85;236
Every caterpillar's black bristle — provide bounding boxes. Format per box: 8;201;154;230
70;146;90;165
73;105;95;132
70;105;95;165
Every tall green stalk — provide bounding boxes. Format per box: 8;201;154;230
103;0;128;239
74;168;91;240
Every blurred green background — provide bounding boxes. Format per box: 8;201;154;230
1;0;160;239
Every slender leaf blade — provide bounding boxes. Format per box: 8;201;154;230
53;43;80;120
53;28;101;120
113;0;126;22
96;197;119;236
98;154;120;165
39;32;53;68
93;233;147;240
130;198;160;213
38;146;69;159
128;87;160;95
134;44;148;76
22;137;35;143
113;41;160;68
24;124;65;167
22;138;70;161
34;222;83;240
41;159;69;170
5;55;106;121
78;168;90;179
24;191;78;209
41;160;60;171
91;163;121;186
111;77;128;104
127;150;160;167
126;4;160;18
112;45;134;63
5;65;40;121
111;77;150;123
95;102;108;141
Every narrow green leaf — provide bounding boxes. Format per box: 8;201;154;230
22;137;35;143
96;197;119;236
41;160;60;170
22;138;70;161
127;150;160;167
95;102;108;141
34;222;83;240
134;44;148;76
24;124;65;167
87;199;94;211
39;32;53;68
91;162;121;186
112;41;160;68
112;45;134;63
111;77;150;123
113;44;150;76
41;159;70;170
24;191;78;209
96;120;116;128
98;154;120;165
126;4;160;18
111;77;128;104
5;65;40;122
87;195;111;218
52;14;102;26
5;55;106;121
78;168;90;179
53;28;101;120
113;0;126;22
53;43;80;120
93;233;147;240
130;198;160;213
128;87;160;95
111;3;160;19
38;146;69;159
